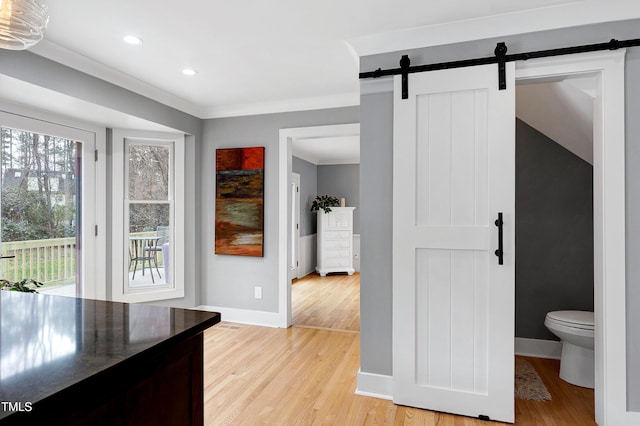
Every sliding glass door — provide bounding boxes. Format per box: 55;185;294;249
0;112;97;298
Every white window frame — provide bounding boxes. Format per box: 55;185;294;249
0;104;106;301
111;129;185;303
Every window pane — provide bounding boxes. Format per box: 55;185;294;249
128;145;169;201
129;203;170;233
128;203;170;287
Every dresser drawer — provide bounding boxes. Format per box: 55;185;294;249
324;258;351;268
323;249;350;258
324;239;351;249
324;230;351;241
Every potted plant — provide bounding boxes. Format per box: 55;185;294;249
310;195;340;213
0;278;43;293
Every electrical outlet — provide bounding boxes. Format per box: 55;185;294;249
254;286;262;299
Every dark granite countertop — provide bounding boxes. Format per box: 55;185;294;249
0;291;220;420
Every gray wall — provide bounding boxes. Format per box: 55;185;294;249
292;156;317;236
0;50;202;309
360;19;640;408
360;90;393;375
515;119;593;340
201;107;359;312
317;164;360;234
626;44;640;412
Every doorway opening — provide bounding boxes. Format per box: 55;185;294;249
278;123;360;329
514;50;627;424
514;74;596;422
0;111;99;298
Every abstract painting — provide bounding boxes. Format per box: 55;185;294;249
215;147;265;256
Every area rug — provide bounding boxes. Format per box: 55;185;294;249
515;358;552;401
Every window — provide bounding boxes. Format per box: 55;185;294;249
112;130;185;303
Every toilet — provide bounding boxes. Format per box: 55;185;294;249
544;310;594;389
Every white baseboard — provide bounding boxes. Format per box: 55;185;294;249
195;305;282;328
625;411;640;425
355;369;393;400
515;337;562;359
299;234;317;277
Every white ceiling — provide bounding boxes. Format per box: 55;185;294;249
27;0;637;120
292;136;360;165
517;78;595;165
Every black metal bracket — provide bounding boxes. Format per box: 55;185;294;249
400;55;410;99
478;415;491;421
495;42;508;90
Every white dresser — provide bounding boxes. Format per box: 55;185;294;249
316;207;355;276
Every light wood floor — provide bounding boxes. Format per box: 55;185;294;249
204;273;595;425
292;272;360;332
516;357;595;425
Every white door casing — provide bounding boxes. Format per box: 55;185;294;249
516;50;628;426
291;172;300;279
392;63;515;422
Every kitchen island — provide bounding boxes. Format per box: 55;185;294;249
0;291;220;425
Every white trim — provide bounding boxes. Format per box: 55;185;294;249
626;412;640;425
195;305;281;328
353;234;361;272
279;123;360;328
291;172;301;279
515;338;561;359
347;1;640;57
111;129;186;303
0;104;106;301
315;159;360;166
355;370;393;400
516;49;626;426
299;234;317;277
205;92;360;119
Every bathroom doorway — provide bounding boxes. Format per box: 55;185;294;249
514;74;596;422
512;50;627;424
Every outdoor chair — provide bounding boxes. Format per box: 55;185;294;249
144;226;170;277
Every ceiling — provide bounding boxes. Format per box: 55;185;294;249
516;77;596;165
292;136;360;165
29;0;609;119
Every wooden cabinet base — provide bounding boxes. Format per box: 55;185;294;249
6;333;205;426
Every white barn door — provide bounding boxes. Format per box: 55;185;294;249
392;63;515;422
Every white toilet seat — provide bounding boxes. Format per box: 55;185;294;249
546;310;594;331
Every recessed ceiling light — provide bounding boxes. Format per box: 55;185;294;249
123;35;143;45
182;69;197;76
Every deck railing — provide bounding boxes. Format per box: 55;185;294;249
1;237;76;285
0;232;162;286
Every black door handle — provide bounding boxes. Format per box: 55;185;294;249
495;212;504;265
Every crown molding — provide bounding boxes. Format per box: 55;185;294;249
347;0;640;57
203;91;360;119
292;150;360;166
30;39;206;118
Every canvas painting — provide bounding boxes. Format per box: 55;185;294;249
215;147;265;256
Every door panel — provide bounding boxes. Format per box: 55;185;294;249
0;112;96;298
393;63;515;422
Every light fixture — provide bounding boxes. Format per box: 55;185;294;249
123;35;142;45
0;0;49;51
182;68;196;76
